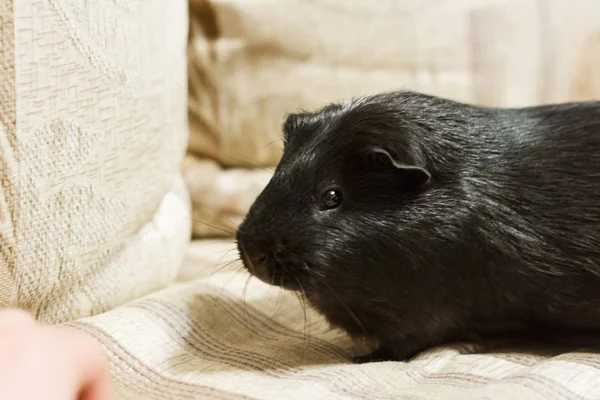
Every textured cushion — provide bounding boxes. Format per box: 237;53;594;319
0;0;191;323
187;0;600;168
67;240;600;400
182;154;271;238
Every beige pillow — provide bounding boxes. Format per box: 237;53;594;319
0;0;191;323
188;0;600;168
182;154;272;238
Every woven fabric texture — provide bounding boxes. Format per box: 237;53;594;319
0;0;191;323
182;154;271;238
187;0;600;169
68;240;600;400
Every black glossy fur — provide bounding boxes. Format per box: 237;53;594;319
235;91;600;363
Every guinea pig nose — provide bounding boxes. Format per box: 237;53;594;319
245;252;272;285
253;253;268;266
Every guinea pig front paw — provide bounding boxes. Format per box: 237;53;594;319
352;346;402;364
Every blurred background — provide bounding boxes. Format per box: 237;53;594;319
181;0;600;239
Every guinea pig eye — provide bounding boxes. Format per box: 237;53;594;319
320;189;342;210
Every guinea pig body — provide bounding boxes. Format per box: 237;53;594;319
235;91;600;363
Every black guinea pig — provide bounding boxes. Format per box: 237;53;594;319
235;90;600;363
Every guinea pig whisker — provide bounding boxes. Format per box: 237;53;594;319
208;247;239;256
210;248;238;275
270;269;276;287
214;267;247;309
295;277;309;358
303;261;326;281
263;138;285;151
188;217;236;236
275;275;285;312
242;274;253;324
293;290;308;361
151;213;238;236
210;257;241;276
194;203;241;230
322;280;366;336
302;262;310;272
224;154;275;174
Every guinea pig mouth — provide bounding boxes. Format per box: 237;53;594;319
239;251;307;291
266;270;304;291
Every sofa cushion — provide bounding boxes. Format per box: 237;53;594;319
187;0;600;169
182;154;271;238
0;0;191;323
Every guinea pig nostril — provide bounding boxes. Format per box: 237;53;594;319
254;254;268;265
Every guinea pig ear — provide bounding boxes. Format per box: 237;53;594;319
368;147;431;189
282;112;310;143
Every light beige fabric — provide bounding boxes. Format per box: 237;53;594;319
0;0;18;309
188;0;600;168
182;154;271;237
0;0;191;323
67;240;600;400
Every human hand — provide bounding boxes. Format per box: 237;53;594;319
0;308;112;400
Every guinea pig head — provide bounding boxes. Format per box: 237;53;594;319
235;98;432;301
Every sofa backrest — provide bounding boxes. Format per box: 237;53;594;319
0;0;191;323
